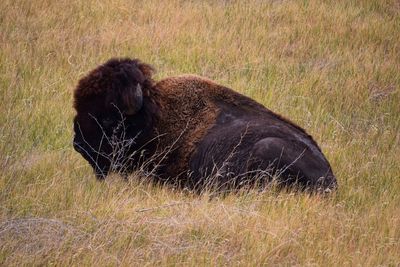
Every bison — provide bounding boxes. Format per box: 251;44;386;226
73;58;337;192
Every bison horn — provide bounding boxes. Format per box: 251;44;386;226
124;84;143;115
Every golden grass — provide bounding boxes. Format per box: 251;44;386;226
1;0;399;265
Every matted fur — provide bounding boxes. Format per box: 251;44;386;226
74;58;156;111
73;58;337;192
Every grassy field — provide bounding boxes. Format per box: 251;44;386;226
1;0;399;265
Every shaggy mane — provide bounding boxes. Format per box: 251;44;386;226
73;58;155;111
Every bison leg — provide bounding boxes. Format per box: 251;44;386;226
250;137;336;191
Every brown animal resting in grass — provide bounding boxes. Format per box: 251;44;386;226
73;58;337;193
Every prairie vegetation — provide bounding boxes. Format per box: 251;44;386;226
1;0;399;265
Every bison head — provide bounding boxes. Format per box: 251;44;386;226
73;58;156;179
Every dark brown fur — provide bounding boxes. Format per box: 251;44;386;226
73;58;337;192
74;59;155;106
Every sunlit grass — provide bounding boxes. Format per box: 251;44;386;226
1;0;399;265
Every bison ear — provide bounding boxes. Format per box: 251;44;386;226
122;84;143;115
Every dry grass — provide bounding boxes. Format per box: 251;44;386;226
1;0;399;265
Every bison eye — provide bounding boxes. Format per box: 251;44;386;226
101;117;114;128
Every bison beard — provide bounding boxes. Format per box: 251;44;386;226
73;58;337;193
